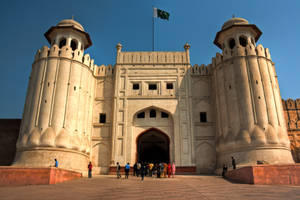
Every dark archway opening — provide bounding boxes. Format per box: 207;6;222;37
71;39;78;51
137;128;170;164
239;36;247;47
229;38;235;49
59;38;66;48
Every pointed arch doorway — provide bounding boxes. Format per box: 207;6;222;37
136;128;170;163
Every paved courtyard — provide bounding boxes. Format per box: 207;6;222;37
0;175;300;200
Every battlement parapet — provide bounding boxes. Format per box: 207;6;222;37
116;51;189;65
189;64;211;76
283;98;300;110
211;43;273;68
94;64;114;77
34;45;96;71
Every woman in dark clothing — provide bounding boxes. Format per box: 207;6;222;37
133;162;137;176
156;163;161;178
222;164;227;177
140;162;146;181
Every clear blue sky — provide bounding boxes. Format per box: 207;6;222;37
0;0;299;118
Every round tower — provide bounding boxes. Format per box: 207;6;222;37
14;19;95;173
212;17;294;169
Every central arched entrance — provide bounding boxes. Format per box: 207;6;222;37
136;128;170;163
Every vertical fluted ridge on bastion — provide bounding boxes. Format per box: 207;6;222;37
16;44;96;155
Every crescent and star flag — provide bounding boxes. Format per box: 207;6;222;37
153;7;170;20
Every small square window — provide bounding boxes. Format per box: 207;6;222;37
166;83;173;89
150;109;156;118
137;112;145;118
148;84;157;90
133;83;139;90
200;112;207;122
161;112;169;118
99;113;106;123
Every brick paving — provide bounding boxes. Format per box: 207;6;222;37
0;175;300;200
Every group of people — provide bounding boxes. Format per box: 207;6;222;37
117;162;176;180
55;159;176;180
59;156;236;179
222;156;236;177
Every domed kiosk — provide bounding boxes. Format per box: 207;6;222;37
214;17;262;49
44;19;92;50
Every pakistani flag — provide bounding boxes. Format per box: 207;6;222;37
153;7;170;20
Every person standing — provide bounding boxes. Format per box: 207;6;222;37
149;163;154;177
163;163;168;178
140;162;145;181
231;156;236;169
156;163;161;178
146;163;149;177
222;164;228;177
125;162;130;179
116;162;121;179
136;162;141;177
133;162;137;176
54;158;58;167
153;164;157;177
167;163;171;178
88;161;93;178
172;162;176;178
158;163;163;177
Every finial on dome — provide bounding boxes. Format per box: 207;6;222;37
56;18;85;31
221;17;249;30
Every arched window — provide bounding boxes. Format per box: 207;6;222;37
229;38;235;49
239;36;247;47
137;112;145;118
71;39;78;51
59;38;66;48
200;112;207;122
161;112;169;118
150;109;156;118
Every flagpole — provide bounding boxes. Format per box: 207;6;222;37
152;6;154;51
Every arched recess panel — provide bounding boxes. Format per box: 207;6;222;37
195;142;216;174
92;143;110;169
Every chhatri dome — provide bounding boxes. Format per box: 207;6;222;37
44;18;92;49
56;19;85;32
221;17;249;30
214;16;262;49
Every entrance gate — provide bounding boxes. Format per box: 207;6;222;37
136;128;170;163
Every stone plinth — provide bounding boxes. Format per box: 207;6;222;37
13;147;89;173
109;166;130;175
225;164;300;185
0;167;82;186
176;166;197;175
